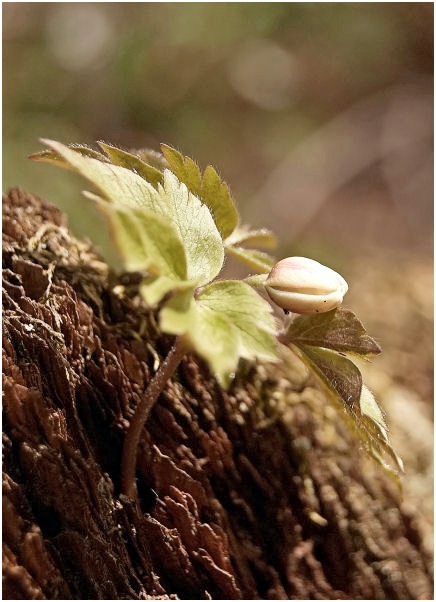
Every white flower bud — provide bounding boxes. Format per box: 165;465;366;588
265;256;348;314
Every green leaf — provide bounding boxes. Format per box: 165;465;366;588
157;286;197;333
39;139;167;212
285;307;382;357
161;144;239;238
98;142;164;188
98;203;187;279
198;281;278;361
296;344;363;408
29;144;108;171
225;225;277;249
225;245;276;273
292;344;403;475
157;170;224;286
359;385;404;473
160;280;278;387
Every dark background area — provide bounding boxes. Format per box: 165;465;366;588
3;2;433;545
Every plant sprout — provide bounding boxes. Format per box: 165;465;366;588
31;140;404;505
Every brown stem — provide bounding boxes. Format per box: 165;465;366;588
121;336;189;502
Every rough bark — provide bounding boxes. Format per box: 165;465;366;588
2;188;433;600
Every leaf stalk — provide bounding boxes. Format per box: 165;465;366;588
121;336;189;503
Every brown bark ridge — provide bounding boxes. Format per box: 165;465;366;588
2;188;433;600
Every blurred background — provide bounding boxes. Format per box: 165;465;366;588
3;3;433;541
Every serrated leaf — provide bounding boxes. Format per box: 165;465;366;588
296;344;363;408
225;246;276;273
98;142;164;188
29;144;108;171
160;280;278;387
98;203;187;279
161;144;239;238
225;226;277;249
359;384;387;430
157;170;224;286
37;141;224;288
198;280;278;362
39;139;167;212
360;385;404;473
292;344;403;475
285;307;381;357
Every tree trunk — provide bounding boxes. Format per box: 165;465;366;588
2;189;432;600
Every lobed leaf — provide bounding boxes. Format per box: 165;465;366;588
36;141;225;291
29;144;108;171
38;139;167;213
295;344;363;409
161;144;239;238
291;343;403;475
160;280;278;387
98;142;164;189
157;170;224;286
97;203;187;279
198;280;278;362
285;307;381;357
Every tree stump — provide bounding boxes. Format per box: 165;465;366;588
2;189;433;600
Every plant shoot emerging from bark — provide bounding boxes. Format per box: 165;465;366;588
31;140;404;503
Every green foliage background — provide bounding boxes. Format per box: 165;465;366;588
3;3;433;259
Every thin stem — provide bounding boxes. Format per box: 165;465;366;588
121;336;189;502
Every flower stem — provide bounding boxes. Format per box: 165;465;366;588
121;336;189;502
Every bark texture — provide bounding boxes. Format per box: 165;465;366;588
2;189;433;600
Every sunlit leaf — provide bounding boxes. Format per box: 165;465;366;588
291;343;403;475
38;139;167;212
359;385;404;472
161;144;239;238
160;280;278;387
285;307;381;357
157;170;224;286
295;344;362;408
198;280;278;361
98;142;163;188
157;286;197;333
98;203;187;279
29;144;108;171
225;245;276;273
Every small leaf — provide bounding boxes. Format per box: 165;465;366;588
295;344;363;409
29;144;108;171
98;203;187;279
225;246;276;273
158;286;197;334
161;144;239;238
360;385;405;473
292;344;403;475
225;226;277;249
98;142;164;188
158;170;224;286
285;307;381;357
359;384;387;430
160;280;278;387
39;139;167;212
198;280;278;362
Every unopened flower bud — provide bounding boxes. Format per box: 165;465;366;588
265;256;348;314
